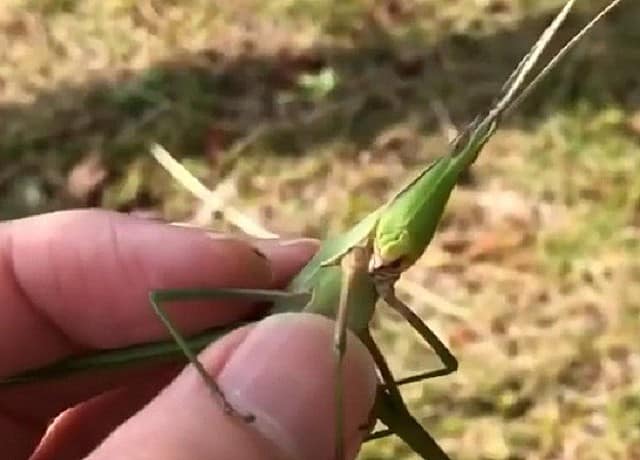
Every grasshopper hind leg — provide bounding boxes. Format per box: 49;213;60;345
148;287;310;423
149;288;310;422
378;285;459;381
148;289;255;423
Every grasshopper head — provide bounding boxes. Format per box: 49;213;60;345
370;228;414;277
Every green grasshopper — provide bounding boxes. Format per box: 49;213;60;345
1;1;624;458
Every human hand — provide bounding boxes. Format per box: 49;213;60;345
0;210;377;460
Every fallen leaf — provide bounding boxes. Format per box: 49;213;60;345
66;151;107;205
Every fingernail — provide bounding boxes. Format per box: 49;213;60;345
208;235;319;260
253;238;320;262
205;232;240;240
218;313;377;460
277;238;320;248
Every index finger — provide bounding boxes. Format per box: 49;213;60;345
0;210;316;404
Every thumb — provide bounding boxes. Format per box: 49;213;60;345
86;313;378;460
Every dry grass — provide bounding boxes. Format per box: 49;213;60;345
1;1;639;459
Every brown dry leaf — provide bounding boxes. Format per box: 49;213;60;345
66;151;108;204
449;324;481;348
477;188;537;228
466;227;527;261
440;233;471;257
484;0;511;15
371;0;417;27
627;110;640;136
204;125;232;163
394;51;425;78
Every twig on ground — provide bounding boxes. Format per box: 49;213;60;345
150;143;278;238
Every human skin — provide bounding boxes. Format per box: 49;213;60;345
0;210;377;460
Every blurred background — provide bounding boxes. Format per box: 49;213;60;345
1;0;639;458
